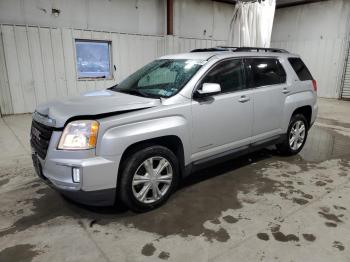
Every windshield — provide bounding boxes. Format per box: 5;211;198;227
111;59;204;98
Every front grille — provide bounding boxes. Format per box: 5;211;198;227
30;120;54;159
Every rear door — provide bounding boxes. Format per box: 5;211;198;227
245;57;288;143
191;58;254;161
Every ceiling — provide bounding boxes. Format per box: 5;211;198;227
276;0;328;8
213;0;329;8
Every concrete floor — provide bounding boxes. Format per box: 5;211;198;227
0;98;350;262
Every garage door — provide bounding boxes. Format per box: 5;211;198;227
342;42;350;99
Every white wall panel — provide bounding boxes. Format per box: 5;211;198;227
0;0;235;40
40;27;59;102
27;27;48;106
14;26;37;112
173;0;234;40
178;38;226;53
165;36;226;54
0;0;166;36
2;25;26;113
271;0;350;98
51;28;68;98
0;25;12;115
0;24;225;115
61;28;78;96
272;38;348;98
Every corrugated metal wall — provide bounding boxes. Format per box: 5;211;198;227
271;0;350;99
0;24;226;115
271;38;349;98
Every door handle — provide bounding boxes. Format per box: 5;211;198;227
238;95;250;103
282;88;290;94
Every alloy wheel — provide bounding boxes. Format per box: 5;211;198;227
132;156;173;204
289;120;306;151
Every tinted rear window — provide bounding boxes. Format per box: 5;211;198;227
246;58;286;88
288;58;313;81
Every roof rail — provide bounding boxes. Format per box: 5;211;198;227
190;46;289;53
217;46;289;53
190;47;229;53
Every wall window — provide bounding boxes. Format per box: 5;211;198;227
75;40;112;79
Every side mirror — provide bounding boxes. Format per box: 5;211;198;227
195;83;221;98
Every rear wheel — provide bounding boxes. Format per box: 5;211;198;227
276;114;308;156
119;145;179;212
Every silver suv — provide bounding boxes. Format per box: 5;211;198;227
31;47;318;212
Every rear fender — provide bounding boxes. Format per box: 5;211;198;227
282;91;315;133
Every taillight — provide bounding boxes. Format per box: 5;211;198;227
312;80;317;92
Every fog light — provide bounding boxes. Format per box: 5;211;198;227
72;167;81;183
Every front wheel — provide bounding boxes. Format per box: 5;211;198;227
276;114;308;156
119;145;179;212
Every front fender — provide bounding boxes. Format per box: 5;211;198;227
97;116;191;164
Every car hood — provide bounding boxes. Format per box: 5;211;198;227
35;90;161;128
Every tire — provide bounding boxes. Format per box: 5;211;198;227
119;145;180;212
276;114;309;156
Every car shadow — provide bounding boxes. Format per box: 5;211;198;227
0;147;280;238
181;148;275;189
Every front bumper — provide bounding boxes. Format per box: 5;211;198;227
32;152;119;206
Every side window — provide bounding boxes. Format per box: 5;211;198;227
246;58;286;88
201;59;245;93
288;58;313;81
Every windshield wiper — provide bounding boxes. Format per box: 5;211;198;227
107;84;118;90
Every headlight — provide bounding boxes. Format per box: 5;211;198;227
58;120;99;150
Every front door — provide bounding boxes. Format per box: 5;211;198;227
191;58;253;162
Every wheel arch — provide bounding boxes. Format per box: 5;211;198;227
117;135;186;186
291;105;312;128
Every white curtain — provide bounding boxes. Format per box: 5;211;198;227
228;0;276;48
